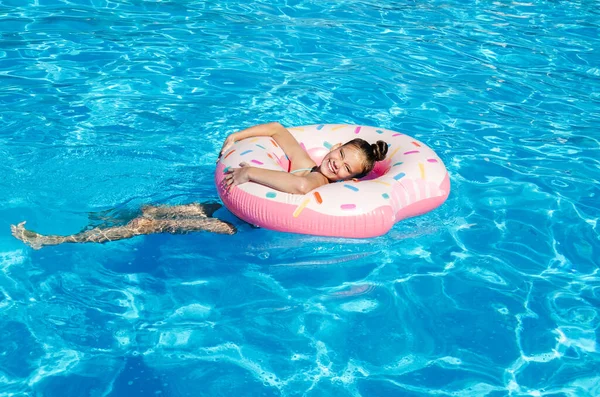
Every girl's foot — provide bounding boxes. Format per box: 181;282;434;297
10;222;44;250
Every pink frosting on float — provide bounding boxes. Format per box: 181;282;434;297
394;172;450;220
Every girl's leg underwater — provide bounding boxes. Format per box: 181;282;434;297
10;203;236;250
141;202;222;219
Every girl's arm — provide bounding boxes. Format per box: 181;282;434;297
225;163;328;195
219;122;314;168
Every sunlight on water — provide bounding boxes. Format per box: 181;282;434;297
0;0;599;395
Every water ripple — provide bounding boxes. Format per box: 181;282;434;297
0;0;599;395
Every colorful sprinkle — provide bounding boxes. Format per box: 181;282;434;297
256;144;266;149
251;159;263;165
382;193;390;199
341;204;356;210
323;141;332;149
427;158;438;163
404;150;419;155
313;192;323;204
332;125;347;131
224;150;236;159
250;138;259;143
344;184;359;192
300;142;306;151
240;150;253;156
271;140;278;147
394;172;406;180
412;141;421;147
223;166;231;173
316;124;325;130
419;162;425;179
376;129;384;134
266;192;277;199
389;147;401;158
392;161;404;167
267;153;273;159
354;126;361;134
371;180;391;187
293;198;310;218
392;133;403;137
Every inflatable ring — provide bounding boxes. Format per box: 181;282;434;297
215;124;450;238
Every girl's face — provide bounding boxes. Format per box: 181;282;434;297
319;144;365;182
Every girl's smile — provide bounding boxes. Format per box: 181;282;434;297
319;145;364;181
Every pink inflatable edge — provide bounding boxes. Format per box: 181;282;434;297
215;164;450;238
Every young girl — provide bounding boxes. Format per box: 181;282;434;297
220;122;388;194
12;122;388;249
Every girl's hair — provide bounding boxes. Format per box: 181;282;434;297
345;138;389;179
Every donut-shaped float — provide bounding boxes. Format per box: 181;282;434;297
215;124;450;238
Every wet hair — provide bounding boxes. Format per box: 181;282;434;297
344;138;389;179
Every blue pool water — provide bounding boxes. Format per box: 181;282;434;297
1;0;599;395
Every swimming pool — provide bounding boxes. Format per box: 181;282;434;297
1;0;599;395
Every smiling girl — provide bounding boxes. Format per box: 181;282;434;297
12;122;388;249
221;122;388;194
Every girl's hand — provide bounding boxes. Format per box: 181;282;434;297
223;162;251;191
217;133;238;162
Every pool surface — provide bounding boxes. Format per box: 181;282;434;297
1;0;599;396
